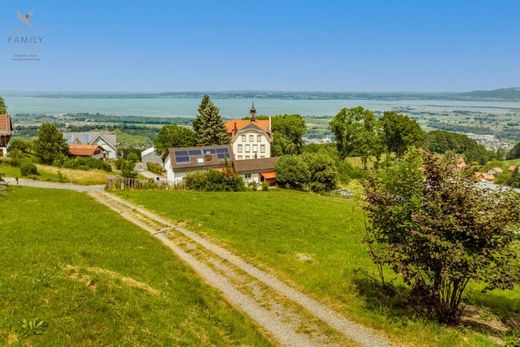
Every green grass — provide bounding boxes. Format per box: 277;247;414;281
0;187;271;346
117;189;520;347
0;163;108;185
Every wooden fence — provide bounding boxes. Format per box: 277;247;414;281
106;176;182;191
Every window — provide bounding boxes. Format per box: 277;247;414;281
249;135;254;142
260;144;266;153
65;134;74;143
238;144;243;153
82;133;90;143
238;155;243;159
245;173;251;179
253;145;258;153
257;135;261;142
241;135;246;142
245;144;250;153
260;155;265;158
245;155;250;159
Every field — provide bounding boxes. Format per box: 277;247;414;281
0;187;271;346
117;189;520;346
0;163;108;185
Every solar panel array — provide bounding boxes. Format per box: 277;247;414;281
174;146;231;164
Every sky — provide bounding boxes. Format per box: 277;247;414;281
1;0;519;92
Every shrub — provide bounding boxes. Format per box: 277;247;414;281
302;152;338;192
364;150;520;323
20;159;38;176
184;170;245;192
247;181;258;191
261;181;269;191
146;162;162;175
275;155;310;189
120;160;137;179
53;156;112;172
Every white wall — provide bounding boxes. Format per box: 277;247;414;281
232;129;270;160
91;137;117;159
164;157;187;184
240;172;261;184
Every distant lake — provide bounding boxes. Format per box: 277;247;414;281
5;95;520;118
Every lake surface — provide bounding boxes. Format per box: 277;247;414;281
5;95;520;118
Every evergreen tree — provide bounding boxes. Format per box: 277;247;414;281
193;95;230;146
0;96;7;114
34;123;69;164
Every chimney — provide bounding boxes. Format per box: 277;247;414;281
268;116;272;131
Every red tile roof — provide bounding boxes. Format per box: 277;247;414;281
68;144;101;157
0;115;13;135
225;119;270;139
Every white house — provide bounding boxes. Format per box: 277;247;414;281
141;147;163;167
163;145;234;184
0;114;13;158
63;132;118;159
224;103;272;161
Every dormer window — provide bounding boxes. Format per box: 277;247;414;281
241;135;246;142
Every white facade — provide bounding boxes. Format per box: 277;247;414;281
164;157;188;184
0;146;7;158
91;136;117;159
232;128;270;161
240;172;261;184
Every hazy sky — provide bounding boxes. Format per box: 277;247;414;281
1;1;519;92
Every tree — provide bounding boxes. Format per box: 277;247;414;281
507;142;520;160
302;152;338;192
34;123;69;164
193;95;230;146
155;125;196;154
275;155;310;189
380;111;425;156
425;130;491;164
363;150;520;323
329;107;384;167
0;96;7;114
271;114;306;156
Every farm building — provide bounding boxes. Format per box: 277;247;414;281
0;114;13;157
68;144;105;159
234;157;279;185
63;132;118;159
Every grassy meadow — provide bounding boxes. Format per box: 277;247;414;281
0;163;108;185
0;187;271;346
117;189;520;347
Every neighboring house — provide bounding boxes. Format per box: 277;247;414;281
63;132;117;159
68;144;105;159
224;103;272;161
0;114;13;158
163;145;234;184
141;147;163;167
234;157;279;186
487;167;503;176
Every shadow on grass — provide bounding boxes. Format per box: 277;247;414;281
351;269;518;339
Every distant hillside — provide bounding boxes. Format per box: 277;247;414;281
453;87;520;101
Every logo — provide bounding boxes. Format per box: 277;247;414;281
17;10;34;27
7;9;44;62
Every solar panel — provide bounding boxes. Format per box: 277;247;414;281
175;150;188;156
189;149;202;155
216;147;228;154
217;153;230;160
176;156;189;163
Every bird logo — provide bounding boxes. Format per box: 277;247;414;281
17;10;34;27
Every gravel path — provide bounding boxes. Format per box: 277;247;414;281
89;191;391;347
3;177;104;192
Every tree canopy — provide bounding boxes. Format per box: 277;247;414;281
275;155;310;189
425;130;491;164
301;152;338;192
34;123;69;164
271;114;306;156
364;149;520;323
154;125;196;154
329;107;384;166
0;96;7;114
380;111;425;156
193;95;230;146
507;141;520;160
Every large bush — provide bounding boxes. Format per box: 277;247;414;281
363;150;520;323
275;155;310;189
184;170;245;192
20;159;38;176
34;123;69;164
53;155;112;172
301;152;338;192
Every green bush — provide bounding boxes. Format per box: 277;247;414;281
53;156;112;172
275;155;310;189
184;170;245;192
146;162;163;175
20;159;38;176
261;181;269;191
302;152;338;192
